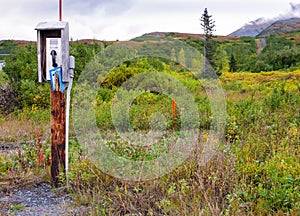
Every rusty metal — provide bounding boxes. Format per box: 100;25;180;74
59;0;62;21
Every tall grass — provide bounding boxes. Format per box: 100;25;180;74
0;71;299;215
65;71;299;215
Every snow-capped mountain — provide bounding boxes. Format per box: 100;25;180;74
229;2;300;37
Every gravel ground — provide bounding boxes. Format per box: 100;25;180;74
0;183;87;216
0;142;88;215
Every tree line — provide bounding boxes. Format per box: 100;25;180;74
199;8;300;74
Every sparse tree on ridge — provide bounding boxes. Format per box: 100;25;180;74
200;8;217;76
201;8;215;41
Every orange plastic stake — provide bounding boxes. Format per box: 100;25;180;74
172;99;176;131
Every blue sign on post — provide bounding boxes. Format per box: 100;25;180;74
49;67;65;92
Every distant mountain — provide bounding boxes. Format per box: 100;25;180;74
229;18;275;37
229;2;300;37
258;17;300;36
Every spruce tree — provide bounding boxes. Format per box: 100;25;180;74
201;8;215;40
200;8;217;76
229;54;237;72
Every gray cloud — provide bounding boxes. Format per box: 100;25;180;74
1;1;59;19
135;0;201;14
287;2;300;17
1;0;296;41
25;1;56;13
1;0;135;18
265;2;300;20
64;0;136;15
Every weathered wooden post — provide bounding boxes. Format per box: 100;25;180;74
50;86;66;187
35;21;73;187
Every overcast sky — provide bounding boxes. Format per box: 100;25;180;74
1;0;300;41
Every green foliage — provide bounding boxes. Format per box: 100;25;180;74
232;43;257;71
100;57;170;90
1;38;300;215
4;43;37;86
222;72;300;214
70;40;103;81
92;58;204;132
3;43;40;110
0;128;50;178
263;46;300;70
181;38;204;52
9;204;25;211
101;64;142;89
19;80;49;110
229;54;237;72
247;36;300;72
214;45;229;75
264;35;294;51
0;70;8;86
0;40;18;59
2;40;103;113
104;132;168;161
252;60;273;72
1;64;299;215
0;154;13;175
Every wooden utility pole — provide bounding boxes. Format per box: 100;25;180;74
36;0;71;187
50;89;66;187
50;0;66;187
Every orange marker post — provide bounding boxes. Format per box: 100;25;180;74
172;99;176;131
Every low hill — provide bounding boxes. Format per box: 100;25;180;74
144;31;237;42
0;40;34;60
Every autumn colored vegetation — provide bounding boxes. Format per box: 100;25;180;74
0;34;299;215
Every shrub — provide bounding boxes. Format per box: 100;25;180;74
0;85;18;115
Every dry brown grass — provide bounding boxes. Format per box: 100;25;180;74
0;117;49;144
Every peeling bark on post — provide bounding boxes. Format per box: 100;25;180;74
50;89;66;188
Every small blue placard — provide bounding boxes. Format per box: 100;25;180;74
49;67;65;92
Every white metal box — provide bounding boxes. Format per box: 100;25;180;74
35;21;70;83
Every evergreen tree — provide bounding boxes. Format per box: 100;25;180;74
200;8;217;76
201;8;215;40
229;54;237;72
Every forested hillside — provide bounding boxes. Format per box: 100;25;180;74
2;33;300;110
